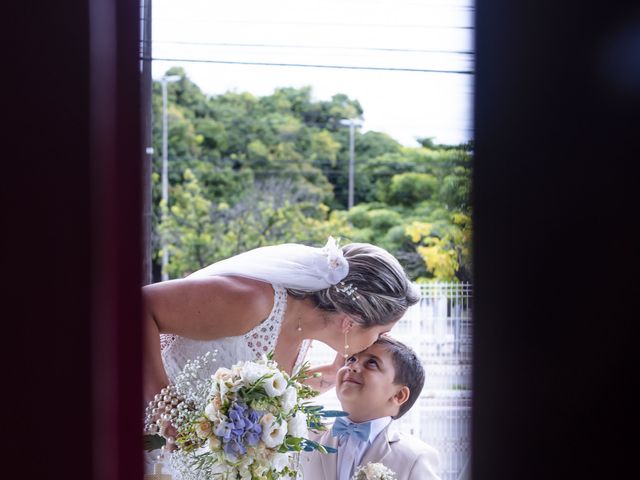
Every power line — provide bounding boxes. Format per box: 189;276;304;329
402;1;474;9
152;18;474;30
144;57;474;75
144;40;474;56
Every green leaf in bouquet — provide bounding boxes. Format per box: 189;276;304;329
319;409;350;417
143;434;166;452
301;439;319;452
289;436;303;446
283;436;303;451
290;360;311;381
302;404;324;412
300;438;336;454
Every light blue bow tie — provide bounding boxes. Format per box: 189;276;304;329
331;417;372;442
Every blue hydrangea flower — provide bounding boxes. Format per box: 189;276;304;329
219;401;264;456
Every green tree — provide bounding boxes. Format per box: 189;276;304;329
159;169;221;278
386;173;438;206
150;69;473;283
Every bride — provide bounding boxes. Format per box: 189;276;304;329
143;237;419;475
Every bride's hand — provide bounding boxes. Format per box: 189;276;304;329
144;385;181;452
158;420;178;452
306;353;343;393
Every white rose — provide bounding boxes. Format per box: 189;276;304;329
229;378;244;392
231;362;245;377
263;371;287;397
241;362;271;384
287;412;308;439
280;386;297;413
271;452;290;472
261;414;288;448
213;367;233;382
208;378;219;396
204;402;219;421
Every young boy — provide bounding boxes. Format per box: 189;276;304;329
301;336;441;480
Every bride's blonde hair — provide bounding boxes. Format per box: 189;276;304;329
288;243;419;327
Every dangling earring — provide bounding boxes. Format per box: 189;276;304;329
297;316;302;332
343;330;350;359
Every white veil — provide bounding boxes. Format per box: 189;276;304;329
186;236;349;291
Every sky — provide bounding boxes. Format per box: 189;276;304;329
151;0;474;147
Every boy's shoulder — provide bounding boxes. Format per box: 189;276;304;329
390;423;439;458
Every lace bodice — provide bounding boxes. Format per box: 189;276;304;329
159;284;311;383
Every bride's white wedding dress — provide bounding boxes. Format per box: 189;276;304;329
144;284;311;478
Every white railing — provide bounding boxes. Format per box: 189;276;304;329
394;282;473;365
308;281;472;480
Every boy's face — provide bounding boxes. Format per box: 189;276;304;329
335;342;407;423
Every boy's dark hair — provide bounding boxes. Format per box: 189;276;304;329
374;335;425;419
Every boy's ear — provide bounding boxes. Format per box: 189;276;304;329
392;385;410;407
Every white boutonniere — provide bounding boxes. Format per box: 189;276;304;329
352;462;397;480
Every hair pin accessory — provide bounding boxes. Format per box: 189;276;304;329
335;281;360;301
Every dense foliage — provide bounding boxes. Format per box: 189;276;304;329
152;67;472;282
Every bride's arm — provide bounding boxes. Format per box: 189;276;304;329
305;353;344;394
143;276;273;403
144;307;170;404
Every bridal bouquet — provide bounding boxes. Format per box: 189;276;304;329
352;462;397;480
144;352;342;479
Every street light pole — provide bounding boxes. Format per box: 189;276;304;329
160;74;180;281
348;119;355;210
340;118;362;210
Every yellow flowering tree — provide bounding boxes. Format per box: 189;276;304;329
406;213;472;282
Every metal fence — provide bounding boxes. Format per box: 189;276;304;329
307;281;472;480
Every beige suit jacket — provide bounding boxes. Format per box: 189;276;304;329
299;421;441;480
